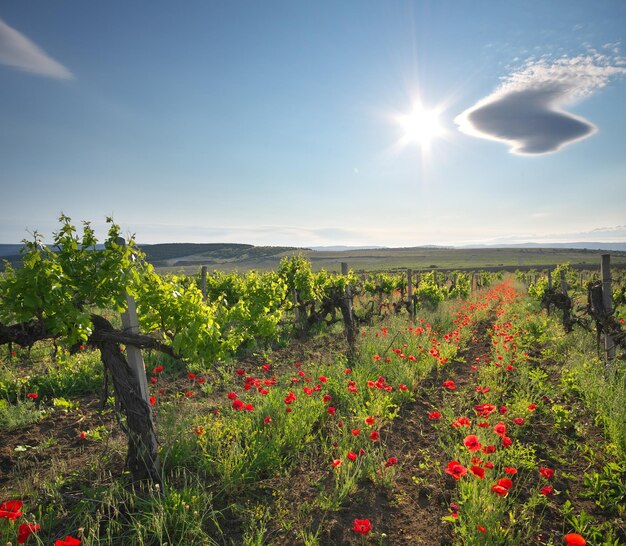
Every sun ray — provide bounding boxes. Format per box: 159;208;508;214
397;103;444;148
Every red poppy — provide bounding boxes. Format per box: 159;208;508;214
352;429;361;436
504;467;517;475
540;485;554;496
365;416;375;426
452;416;471;427
428;411;441;420
474;404;497;417
477;525;487;533
150;376;157;385
502;436;512;448
0;499;23;520
442;380;456;390
484;461;494;469
55;536;81;546
482;445;496;454
263;416;272;425
491;484;509;497
194;425;205;435
284;392;297;404
497;478;513;490
184;391;194;398
539;467;554;479
79;431;87;440
153;365;164;374
385;457;397;467
352;519;372;535
493;422;507;437
399;384;408;391
235;369;245;376
261;364;271;373
513;417;524;426
347;451;357;461
331;459;342;468
463;435;482;452
17;522;40;544
369;431;380;441
149;396;156;406
26;393;38;399
444;461;467;480
232;399;244;411
470;466;485;479
564;533;586;545
528;403;537;411
327;406;336;416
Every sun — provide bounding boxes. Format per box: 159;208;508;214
398;105;444;147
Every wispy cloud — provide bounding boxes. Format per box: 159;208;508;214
455;50;626;155
0;17;73;79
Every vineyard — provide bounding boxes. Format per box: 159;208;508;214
1;218;626;545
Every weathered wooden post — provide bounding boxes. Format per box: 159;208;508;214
340;262;357;356
560;269;573;332
546;269;553;315
601;254;615;361
560;270;568;295
407;268;413;318
200;265;208;301
112;237;161;485
547;269;552;291
116;237;150;404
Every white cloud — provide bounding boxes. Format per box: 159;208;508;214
0;17;73;79
455;51;626;155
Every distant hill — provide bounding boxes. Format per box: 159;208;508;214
2;241;626;273
137;243;306;267
460;242;626;252
310;245;388;251
0;244;23;257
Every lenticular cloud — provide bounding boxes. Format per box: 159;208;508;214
455;52;626;155
0;17;73;79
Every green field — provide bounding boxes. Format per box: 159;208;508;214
156;246;626;274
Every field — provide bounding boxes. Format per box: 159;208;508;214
149;245;626;274
1;225;625;545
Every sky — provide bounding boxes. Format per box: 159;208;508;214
1;1;625;247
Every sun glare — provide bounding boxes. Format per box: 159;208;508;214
398;105;444;147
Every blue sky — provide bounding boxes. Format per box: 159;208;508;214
1;1;625;246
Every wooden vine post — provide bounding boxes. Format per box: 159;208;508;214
601;254;615;361
116;238;150;404
407;269;414;318
114;237;162;484
200;265;208;301
340;262;357;356
560;269;573;332
547;269;552;290
547;269;553;315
